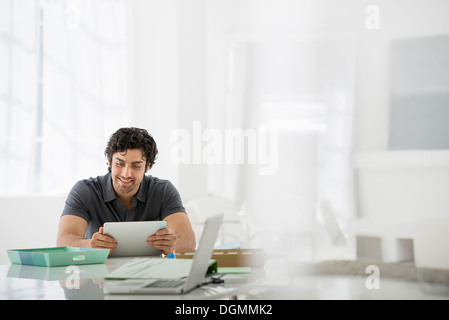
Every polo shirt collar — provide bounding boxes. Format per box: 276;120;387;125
103;172;147;203
135;175;148;203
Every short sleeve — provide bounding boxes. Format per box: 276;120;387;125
61;180;91;222
159;181;186;220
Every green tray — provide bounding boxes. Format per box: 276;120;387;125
7;247;110;267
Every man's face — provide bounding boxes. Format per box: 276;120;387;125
108;149;147;197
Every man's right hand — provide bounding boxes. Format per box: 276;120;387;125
90;227;118;254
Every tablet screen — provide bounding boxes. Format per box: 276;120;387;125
103;221;167;257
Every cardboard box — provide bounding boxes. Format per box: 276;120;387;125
175;249;267;267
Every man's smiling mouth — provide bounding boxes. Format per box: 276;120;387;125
118;177;133;184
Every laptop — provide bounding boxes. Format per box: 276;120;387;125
103;213;224;295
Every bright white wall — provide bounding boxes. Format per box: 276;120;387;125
125;0;179;186
354;151;449;221
127;0;210;201
176;0;209;200
352;0;449;152
0;196;65;264
351;1;449;223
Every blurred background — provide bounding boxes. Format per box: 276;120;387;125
1;0;449;297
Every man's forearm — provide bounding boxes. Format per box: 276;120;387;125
57;233;91;248
163;212;197;252
174;230;196;251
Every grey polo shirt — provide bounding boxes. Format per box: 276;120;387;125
61;172;186;238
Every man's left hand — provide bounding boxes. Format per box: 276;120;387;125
146;228;177;255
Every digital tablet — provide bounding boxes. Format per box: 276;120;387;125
103;221;167;257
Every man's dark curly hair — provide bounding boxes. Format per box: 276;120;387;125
105;127;158;172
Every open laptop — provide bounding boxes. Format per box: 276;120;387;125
103;213;224;295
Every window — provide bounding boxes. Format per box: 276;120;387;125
0;0;129;196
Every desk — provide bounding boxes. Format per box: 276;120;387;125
0;257;265;300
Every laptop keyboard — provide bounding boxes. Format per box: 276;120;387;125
143;280;185;288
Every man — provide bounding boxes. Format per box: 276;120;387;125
57;127;196;255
